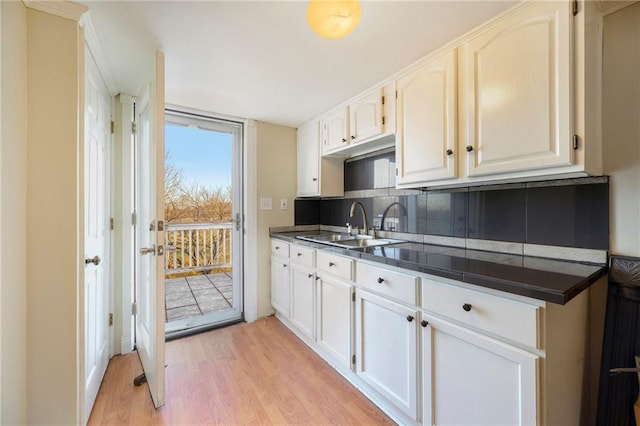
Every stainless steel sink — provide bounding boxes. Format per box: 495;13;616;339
296;233;404;249
301;233;354;242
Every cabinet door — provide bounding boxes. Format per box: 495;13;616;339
316;276;353;370
290;264;315;340
296;121;320;196
323;106;349;154
271;257;290;318
422;314;538;426
350;87;384;143
460;1;572;177
355;290;418;420
396;50;457;185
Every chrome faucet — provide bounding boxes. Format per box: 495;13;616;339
380;201;408;231
349;201;370;237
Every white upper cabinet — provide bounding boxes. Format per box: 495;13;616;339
460;1;572;177
396;50;458;186
321;83;396;157
323;106;349;153
297;120;320;196
297;119;343;197
349;87;384;143
392;0;602;189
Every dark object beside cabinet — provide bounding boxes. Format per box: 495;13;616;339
597;255;640;426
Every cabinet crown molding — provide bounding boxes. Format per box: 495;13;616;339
23;0;88;21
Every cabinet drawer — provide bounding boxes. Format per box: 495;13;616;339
290;244;315;268
356;262;419;306
317;251;353;281
271;240;289;257
422;279;540;349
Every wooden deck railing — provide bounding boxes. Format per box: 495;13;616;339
165;222;233;274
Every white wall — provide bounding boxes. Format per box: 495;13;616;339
26;9;83;424
603;2;640;258
0;1;28;424
255;121;297;318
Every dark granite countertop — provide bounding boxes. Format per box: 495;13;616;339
270;230;608;305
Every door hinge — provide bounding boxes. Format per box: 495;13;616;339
395;90;398;99
382;116;385;125
395;167;398;176
110;120;115;135
572;134;579;150
132;121;137;134
132;211;137;226
572;0;578;16
352;354;356;364
352;292;355;302
109;313;113;326
110;217;114;230
381;95;385;105
132;302;137;315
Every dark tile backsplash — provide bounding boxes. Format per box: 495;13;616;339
526;182;609;249
344;151;395;191
294;199;320;225
468;185;526;243
295;152;609;251
426;190;467;238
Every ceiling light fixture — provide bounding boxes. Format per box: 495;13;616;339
307;0;362;40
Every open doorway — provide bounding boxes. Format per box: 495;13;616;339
163;110;244;338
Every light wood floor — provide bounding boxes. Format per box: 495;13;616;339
88;316;393;425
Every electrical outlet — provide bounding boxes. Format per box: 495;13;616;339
259;197;272;210
280;199;288;210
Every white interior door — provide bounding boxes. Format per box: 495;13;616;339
135;51;166;408
83;46;111;422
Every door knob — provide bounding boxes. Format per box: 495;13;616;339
466;145;474;152
84;255;101;266
446;149;453;156
140;245;156;255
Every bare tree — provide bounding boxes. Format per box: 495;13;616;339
165;153;233;224
164;152;186;223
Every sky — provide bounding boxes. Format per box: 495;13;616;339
165;124;232;189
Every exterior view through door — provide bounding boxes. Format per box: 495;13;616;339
163;110;243;336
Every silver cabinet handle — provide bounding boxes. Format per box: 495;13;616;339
84;255;101;266
140;245;156;255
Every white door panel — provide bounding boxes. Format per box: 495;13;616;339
135;51;166;409
84;46;111;423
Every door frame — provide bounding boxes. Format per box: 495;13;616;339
163;109;245;333
115;104;259;353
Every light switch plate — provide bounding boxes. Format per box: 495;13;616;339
280;199;287;210
259;197;272;210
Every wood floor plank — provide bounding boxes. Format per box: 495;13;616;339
88;316;394;425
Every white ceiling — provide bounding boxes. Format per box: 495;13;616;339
82;0;519;128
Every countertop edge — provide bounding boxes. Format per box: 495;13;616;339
269;232;608;305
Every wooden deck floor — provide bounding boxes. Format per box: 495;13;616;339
88;316;393;425
165;272;233;323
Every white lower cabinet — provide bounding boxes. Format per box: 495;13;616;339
270;256;290;318
316;275;353;370
270;239;589;426
355;289;419;421
421;313;538;426
290;264;316;341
